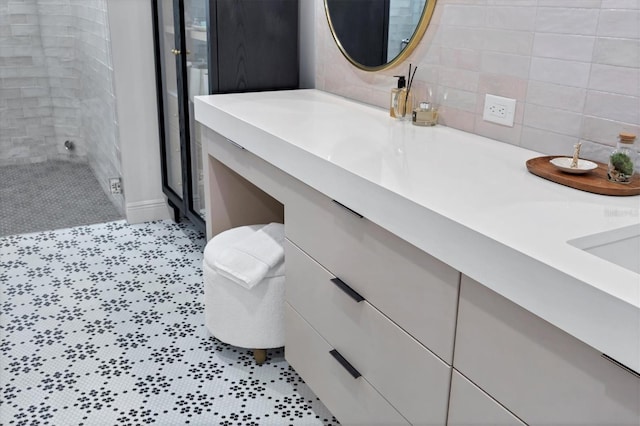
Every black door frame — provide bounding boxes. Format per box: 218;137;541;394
151;0;205;232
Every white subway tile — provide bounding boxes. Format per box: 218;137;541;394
439;86;478;112
536;7;600;35
532;34;595;62
21;87;50;98
597;9;640;38
22;106;51;118
589;63;640;96
440;26;485;50
26;124;56;138
478;74;528;101
537;0;601;7
584;91;640;124
485;6;536;31
529;57;591;88
439;47;481;71
526;81;587;112
523;103;583;136
481;51;530;78
38;15;75;27
593;37;640;67
439;67;480;91
437;106;476;133
482;29;534;55
520;127;579;156
581;115;640;146
474;118;522;146
487;0;536;5
11;25;39;36
601;0;640;8
441;4;486;27
7;4;37;15
578;140;612;166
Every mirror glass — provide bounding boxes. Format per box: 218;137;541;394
325;0;436;71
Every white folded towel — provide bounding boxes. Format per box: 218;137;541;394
212;223;284;290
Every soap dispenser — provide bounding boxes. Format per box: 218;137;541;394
390;75;406;118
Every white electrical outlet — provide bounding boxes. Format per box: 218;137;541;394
483;94;516;127
109;178;122;194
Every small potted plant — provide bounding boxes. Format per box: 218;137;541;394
607;133;637;184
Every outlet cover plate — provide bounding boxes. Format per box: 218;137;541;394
109;178;122;194
483;94;516;127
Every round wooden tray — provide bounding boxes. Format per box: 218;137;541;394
526;156;640;196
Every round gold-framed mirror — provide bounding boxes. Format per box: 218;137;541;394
324;0;437;71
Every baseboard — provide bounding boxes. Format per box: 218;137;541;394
125;199;172;224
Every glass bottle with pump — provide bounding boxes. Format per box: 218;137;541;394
607;132;637;184
390;75;411;119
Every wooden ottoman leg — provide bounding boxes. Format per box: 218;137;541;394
253;349;267;365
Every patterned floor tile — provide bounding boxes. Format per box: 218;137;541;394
0;220;338;425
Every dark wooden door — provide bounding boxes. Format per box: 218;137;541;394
212;0;299;93
326;0;389;68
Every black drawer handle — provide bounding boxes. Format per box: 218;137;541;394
330;278;365;303
329;349;361;379
226;138;245;150
601;354;640;379
332;200;364;219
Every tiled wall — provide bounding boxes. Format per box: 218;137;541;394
0;0;54;164
316;0;640;164
0;0;122;212
388;0;426;61
39;0;83;160
73;0;123;212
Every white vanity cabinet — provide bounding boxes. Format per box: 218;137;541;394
454;275;640;425
285;179;461;364
447;370;526;426
285;239;451;425
284;182;458;425
285;304;410;425
195;90;640;426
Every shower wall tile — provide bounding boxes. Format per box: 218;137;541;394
0;0;55;163
72;0;123;213
315;0;640;158
1;0;122;214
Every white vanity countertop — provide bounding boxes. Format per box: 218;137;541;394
195;89;640;372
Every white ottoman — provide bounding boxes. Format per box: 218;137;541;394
203;225;285;364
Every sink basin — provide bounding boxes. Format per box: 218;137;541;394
568;224;640;274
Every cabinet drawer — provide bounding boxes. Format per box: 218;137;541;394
285;184;460;363
455;275;640;425
285;303;409;426
448;370;526;425
286;240;450;425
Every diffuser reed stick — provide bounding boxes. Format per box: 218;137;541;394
403;64;418;117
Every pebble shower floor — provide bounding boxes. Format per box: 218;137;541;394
0;220;338;425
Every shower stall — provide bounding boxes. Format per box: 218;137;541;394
0;0;123;235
